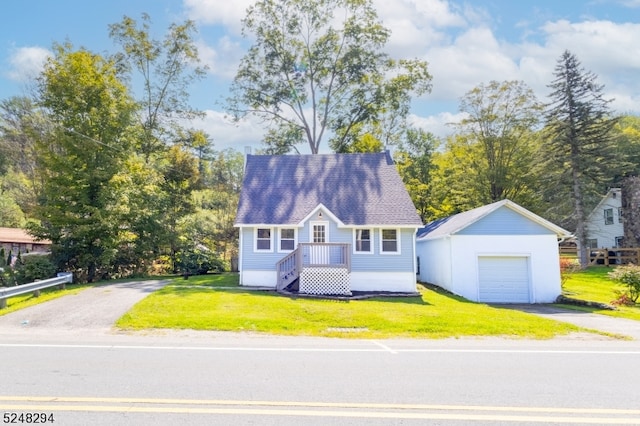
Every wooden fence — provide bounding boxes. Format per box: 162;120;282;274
559;247;640;266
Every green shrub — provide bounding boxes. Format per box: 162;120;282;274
608;264;640;303
175;247;224;275
13;254;57;284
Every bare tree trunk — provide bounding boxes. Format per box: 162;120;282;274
622;176;640;248
571;156;588;268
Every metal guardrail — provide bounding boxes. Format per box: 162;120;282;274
0;272;73;309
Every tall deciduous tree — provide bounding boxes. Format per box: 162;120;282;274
228;0;431;154
31;43;137;282
159;145;200;273
394;128;438;222
540;50;619;267
455;80;543;203
0;96;49;216
109;13;206;160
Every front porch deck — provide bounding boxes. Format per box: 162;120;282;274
276;243;352;295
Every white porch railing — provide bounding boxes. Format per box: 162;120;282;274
276;243;351;295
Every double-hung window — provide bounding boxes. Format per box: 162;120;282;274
381;229;399;254
354;229;372;253
279;228;296;252
604;208;614;225
255;228;272;251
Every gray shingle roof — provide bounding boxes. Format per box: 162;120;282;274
235;152;422;226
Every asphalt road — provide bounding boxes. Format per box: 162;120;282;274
2;334;640;425
2;281;640;425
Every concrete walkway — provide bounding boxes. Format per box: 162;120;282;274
499;304;640;340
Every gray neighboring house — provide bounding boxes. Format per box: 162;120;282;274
234;152;423;295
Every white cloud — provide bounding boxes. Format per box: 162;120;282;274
374;0;469;57
409;111;467;139
425;26;519;102
190;109;264;151
196;36;244;79
183;0;253;34
6;46;51;82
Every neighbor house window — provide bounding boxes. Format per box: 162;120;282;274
279;228;296;252
604;208;614;225
615;236;624;248
586;239;598;249
619;207;623;223
354;229;372;253
255;228;272;251
380;229;399;253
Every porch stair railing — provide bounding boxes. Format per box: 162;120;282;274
276;243;352;293
276;248;300;291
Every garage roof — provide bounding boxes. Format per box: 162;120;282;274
417;199;572;241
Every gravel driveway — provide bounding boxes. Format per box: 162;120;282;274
0;279;169;337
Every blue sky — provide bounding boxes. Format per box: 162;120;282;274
2;0;640;152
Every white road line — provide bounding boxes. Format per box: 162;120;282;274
1;342;640;354
370;340;398;354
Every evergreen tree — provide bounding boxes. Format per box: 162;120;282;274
540;50;619;267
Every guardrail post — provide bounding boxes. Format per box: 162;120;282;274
56;272;69;289
0;298;6;309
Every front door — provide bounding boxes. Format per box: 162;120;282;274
310;222;329;264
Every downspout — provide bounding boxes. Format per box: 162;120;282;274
238;228;244;286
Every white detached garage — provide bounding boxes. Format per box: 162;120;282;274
416;200;571;304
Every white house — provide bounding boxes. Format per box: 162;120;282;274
584;188;624;249
416;200;572;304
234;152;423;295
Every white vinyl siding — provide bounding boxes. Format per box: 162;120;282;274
584;190;623;249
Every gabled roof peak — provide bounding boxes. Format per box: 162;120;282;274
235;152;421;227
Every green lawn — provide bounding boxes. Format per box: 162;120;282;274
116;273;584;339
562;266;640;321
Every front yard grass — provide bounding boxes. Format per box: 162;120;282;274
561;266;640;321
117;273;583;339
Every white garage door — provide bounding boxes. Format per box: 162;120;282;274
478;256;530;303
